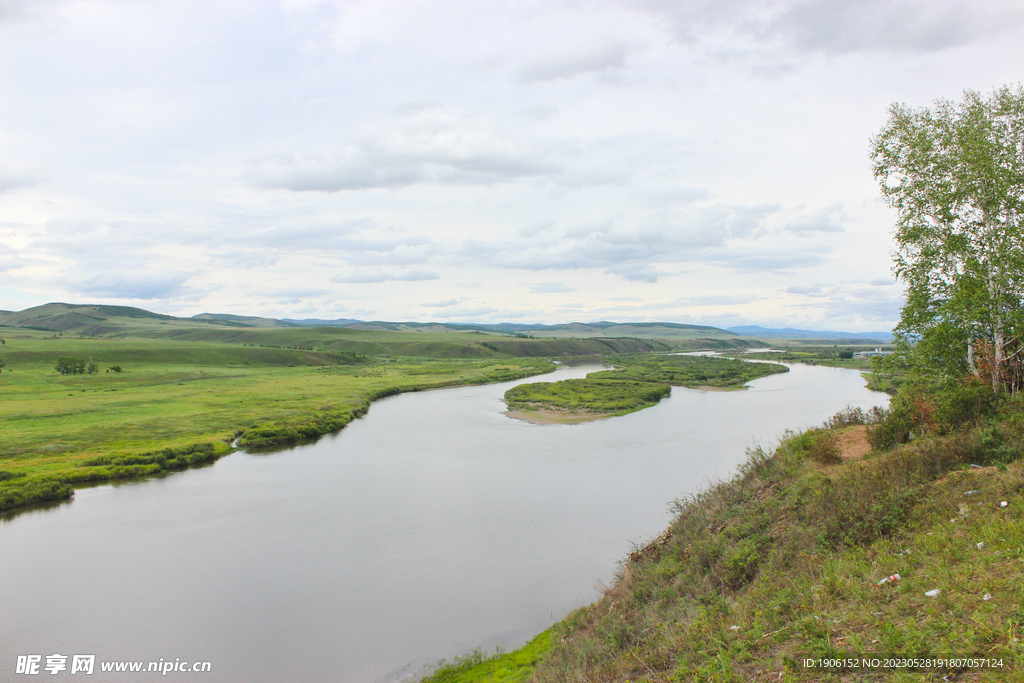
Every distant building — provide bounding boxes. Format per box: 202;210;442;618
854;347;891;357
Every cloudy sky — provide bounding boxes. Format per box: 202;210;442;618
1;0;1022;330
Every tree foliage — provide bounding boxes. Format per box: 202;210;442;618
55;356;86;375
872;85;1024;392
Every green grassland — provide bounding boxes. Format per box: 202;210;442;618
424;401;1024;682
505;379;672;417
503;355;789;421
0;333;562;512
589;353;789;388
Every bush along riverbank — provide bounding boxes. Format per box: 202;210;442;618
504;354;788;423
0;359;554;515
425;399;1024;682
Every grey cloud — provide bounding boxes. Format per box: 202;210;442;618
74;271;196;300
211;249;281;269
0;0;55;24
519;104;560;121
246;114;559;192
529;282;575;294
786;285;824;295
784;206;846;235
784;283;903;325
422;299;459;308
518;41;628;83
641;0;1021;57
710;251;825;273
603;263;664;283
869;277;896;286
330;270;439;284
518;220;555;238
0;169;45;192
239;224;437;266
768;1;1006;55
472;203;782;282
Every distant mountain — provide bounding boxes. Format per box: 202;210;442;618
1;302;744;341
0;303;178;335
192;313;301;328
727;325;892;341
282;317;365;327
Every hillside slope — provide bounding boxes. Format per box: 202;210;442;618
425;405;1024;682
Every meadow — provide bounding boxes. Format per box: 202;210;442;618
0;331;555;512
504;354;789;421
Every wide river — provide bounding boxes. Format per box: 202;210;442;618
1;361;887;682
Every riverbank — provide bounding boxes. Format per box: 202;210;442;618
423;400;1024;682
0;338;557;513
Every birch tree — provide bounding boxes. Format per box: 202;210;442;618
872;85;1024;393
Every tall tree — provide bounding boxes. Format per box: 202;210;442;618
872;85;1024;392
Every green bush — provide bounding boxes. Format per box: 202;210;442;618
0;476;74;512
788;429;842;465
55;356;86;374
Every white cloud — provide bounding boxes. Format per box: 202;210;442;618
330;270;439;284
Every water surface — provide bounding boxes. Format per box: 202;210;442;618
0;362;886;682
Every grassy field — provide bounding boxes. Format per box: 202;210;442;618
589;353;789;388
0;333;558;512
503;354;788;422
425;400;1024;682
505;378;672;418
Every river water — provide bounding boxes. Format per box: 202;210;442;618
0;362;886;682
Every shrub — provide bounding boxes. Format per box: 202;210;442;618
787;429;842;465
55;356;86;374
0;476;74;512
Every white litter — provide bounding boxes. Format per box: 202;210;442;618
983;594;993;601
977;541;985;549
925;589;941;598
1000;501;1009;508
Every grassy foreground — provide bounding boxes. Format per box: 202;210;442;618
0;334;554;512
425;402;1024;682
504;354;788;422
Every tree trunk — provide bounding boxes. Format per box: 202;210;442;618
985;209;1005;392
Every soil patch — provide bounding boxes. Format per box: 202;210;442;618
504;408;610;425
839;425;871;461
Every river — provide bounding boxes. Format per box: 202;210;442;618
0;361;887;682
